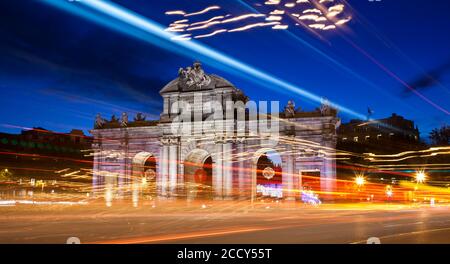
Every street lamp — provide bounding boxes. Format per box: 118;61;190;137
354;174;366;202
415;171;426;184
355;175;365;187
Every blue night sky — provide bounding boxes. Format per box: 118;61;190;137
0;0;449;139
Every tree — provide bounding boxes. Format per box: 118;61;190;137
429;125;450;146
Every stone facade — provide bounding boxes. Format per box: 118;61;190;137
91;62;340;204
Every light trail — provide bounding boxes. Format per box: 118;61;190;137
364;146;450;158
165;6;221;17
185;6;221;17
228;22;280;32
165;0;352;39
221;13;266;23
366;152;450;163
194;29;227;39
7;1;447;209
171;13;267;32
91;226;270;244
190;16;226;26
42;0;366;120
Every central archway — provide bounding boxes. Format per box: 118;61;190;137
252;148;283;202
184;149;213;200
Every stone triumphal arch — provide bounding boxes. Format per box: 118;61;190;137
91;62;340;204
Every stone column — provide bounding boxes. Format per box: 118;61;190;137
214;142;223;198
282;144;295;200
222;140;233;199
118;139;128;199
92;146;99;193
237;140;246;199
320;142;336;200
169;142;178;195
287;150;295;200
160;142;169;197
292;146;301;196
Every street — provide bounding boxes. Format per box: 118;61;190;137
1;200;449;244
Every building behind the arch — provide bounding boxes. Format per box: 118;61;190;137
91;62;340;205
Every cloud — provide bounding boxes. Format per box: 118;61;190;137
405;60;450;94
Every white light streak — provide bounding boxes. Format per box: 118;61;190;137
194;29;227;39
185;6;221;17
228;22;280;32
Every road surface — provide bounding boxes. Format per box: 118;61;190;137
0;200;449;244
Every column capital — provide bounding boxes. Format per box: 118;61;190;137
160;136;180;145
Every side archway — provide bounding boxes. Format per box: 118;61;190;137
132;152;157;184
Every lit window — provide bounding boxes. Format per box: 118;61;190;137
342;137;347;141
365;135;370;140
353;137;359;142
377;134;382;140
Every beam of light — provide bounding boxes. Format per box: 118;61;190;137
42;0;366;120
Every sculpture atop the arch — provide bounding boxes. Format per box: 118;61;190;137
178;61;212;90
91;62;340;205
